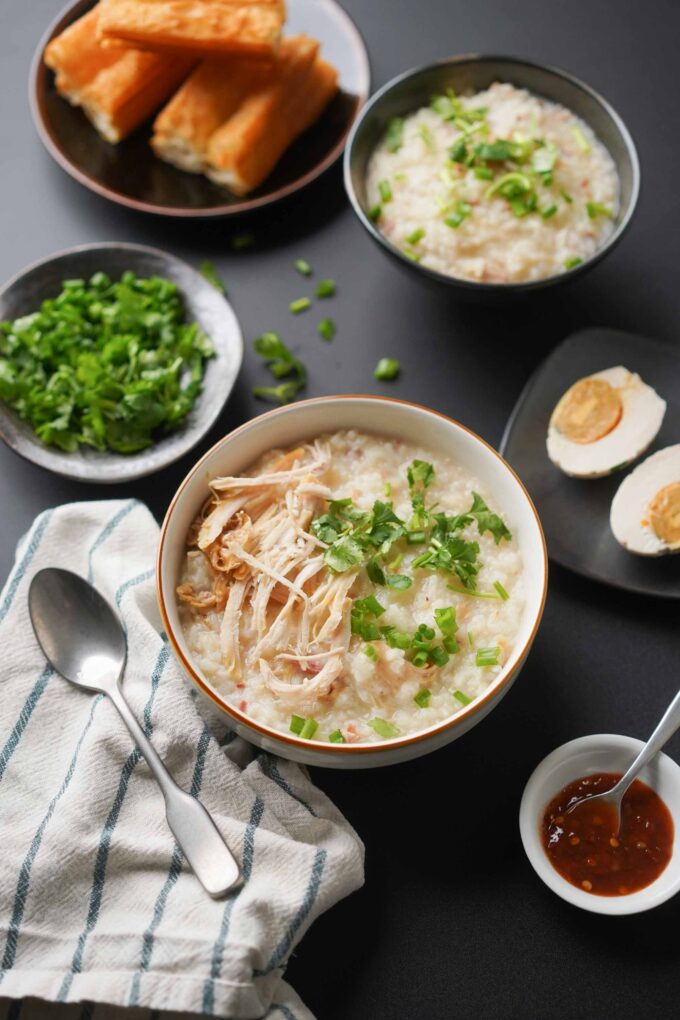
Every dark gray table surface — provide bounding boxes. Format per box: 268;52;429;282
2;1;680;1017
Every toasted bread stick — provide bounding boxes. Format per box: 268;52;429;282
97;0;285;59
151;57;272;171
45;6;194;143
206;36;338;194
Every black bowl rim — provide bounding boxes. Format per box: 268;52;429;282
343;53;641;293
29;0;372;219
0;241;244;482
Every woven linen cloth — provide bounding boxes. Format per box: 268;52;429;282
0;500;364;1020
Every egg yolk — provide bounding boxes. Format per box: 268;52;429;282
551;378;623;444
648;481;680;545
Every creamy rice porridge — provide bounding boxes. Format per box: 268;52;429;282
366;82;620;283
177;431;525;743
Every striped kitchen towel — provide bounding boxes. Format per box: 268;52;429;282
0;500;364;1020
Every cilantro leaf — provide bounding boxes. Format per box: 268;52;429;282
467;492;512;544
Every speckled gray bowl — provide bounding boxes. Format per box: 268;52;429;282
0;243;243;482
344;54;641;298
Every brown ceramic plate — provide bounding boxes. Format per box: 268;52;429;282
30;0;370;218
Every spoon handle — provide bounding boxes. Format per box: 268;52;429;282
108;686;240;898
618;687;680;794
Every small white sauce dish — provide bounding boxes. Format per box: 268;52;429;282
519;734;680;915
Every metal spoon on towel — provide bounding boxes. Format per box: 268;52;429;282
28;567;239;898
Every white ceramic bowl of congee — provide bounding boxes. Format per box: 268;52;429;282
157;396;548;768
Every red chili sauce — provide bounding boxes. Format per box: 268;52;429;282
541;772;674;896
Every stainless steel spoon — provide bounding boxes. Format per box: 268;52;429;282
28;567;240;898
568;687;680;833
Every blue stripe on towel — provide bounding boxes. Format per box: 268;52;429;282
86;500;138;582
272;1004;297;1020
0;697;102;978
0;509;54;626
257;754;317;817
202;796;264;1016
128;723;212;1007
254;847;327;977
115;568;155;611
0;664;54;785
0;502;144;788
57;644;170;1002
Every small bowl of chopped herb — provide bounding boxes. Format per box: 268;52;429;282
344;55;640;296
0;243;243;481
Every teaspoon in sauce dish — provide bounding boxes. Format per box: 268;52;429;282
28;567;240;898
566;687;680;833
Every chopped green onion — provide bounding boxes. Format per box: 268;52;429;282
564;256;583;269
378;179;392;203
300;718;318;740
290;714;305;734
434;606;457;637
571;125;591;153
232;233;254;250
418;124;435;152
317;317;336;342
294;258;312;276
476;646;501;667
385;117;404;153
560;189;573;204
467;632;474;648
414;688;432;708
316;279;336;298
405;227;425;245
368;717;400;739
402;247;421;262
199;260;226;293
363;644;379;661
447;584;501;599
473;165;493;180
289;297;311;314
586;201;612;220
329;729;345;743
493;580;509;600
374;357;401;381
384;482;392;497
369;203;382;222
454;689;472;706
444;201;471;228
541;204;557;219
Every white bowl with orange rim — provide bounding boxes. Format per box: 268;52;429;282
157;396;548;768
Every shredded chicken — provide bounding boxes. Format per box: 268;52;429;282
177;441;354;712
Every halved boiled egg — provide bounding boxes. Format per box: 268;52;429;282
610;445;680;555
546;366;666;478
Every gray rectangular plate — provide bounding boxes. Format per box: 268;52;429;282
500;328;680;599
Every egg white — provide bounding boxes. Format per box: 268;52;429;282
610;444;680;556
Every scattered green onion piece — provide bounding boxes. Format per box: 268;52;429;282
560;189;573;204
476;646;501;667
316;279;336;298
378;179;392;203
294;258;312;276
454;689;472;706
317;317;336;342
363;644;379;662
385;117;404;153
199;260;226;293
290;715;305;735
467;632;475;648
368;717;400;739
414;688;432;708
374;357;401;381
571;126;591;153
329;729;345;743
369;203;382;222
564;256;583;269
473;166;493;180
384;482;392;497
586;201;612;220
289;297;311;314
300;718;318;740
541;204;557;219
447;584;501;599
418;124;435;152
493;580;509;600
402;247;421;262
444;201;471;228
405;227;425;245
